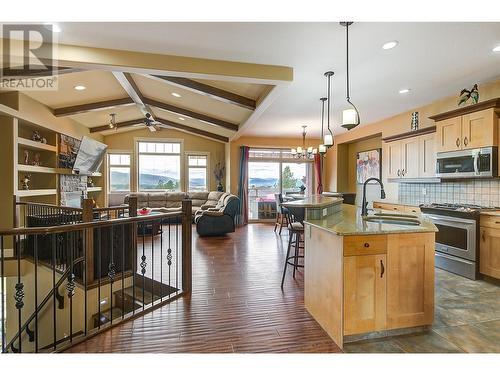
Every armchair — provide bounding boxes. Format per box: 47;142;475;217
194;194;239;236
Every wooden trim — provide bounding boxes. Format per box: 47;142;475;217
382;126;436;143
52;97;135;117
156;116;229;143
150;75;256;110
428;98;500;121
143;97;239;131
0;65;82;77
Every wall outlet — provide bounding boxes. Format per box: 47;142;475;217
422;188;427;195
322;208;328;217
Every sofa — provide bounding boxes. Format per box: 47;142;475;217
194;194;239;237
123;191;226;216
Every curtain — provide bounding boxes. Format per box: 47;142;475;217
235;146;249;226
314;153;323;194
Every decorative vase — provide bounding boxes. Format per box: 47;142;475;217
217;182;224;192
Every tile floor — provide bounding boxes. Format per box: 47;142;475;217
344;268;500;353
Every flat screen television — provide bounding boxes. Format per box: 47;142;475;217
72;136;107;175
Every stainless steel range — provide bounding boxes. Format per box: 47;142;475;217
420;203;488;280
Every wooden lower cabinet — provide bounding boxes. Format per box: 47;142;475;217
342;233;434;336
386;233;435;329
480;226;500;279
344;254;386;335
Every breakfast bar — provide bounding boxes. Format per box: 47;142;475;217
302;204;438;349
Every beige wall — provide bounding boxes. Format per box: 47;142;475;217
103;128;226;192
228;136;321;195
325;78;500;201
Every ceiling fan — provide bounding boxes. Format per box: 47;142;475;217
143;112;162;132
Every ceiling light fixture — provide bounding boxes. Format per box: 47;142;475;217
74;85;86;91
399;88;411;94
324;71;335;147
318;97;328;155
382;40;398;50
171;92;181;98
341;22;361;131
109;113;117;129
291;125;316;159
493;45;500;52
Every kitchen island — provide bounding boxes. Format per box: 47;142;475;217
304;204;437;349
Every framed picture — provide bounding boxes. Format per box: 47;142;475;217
356;148;382;184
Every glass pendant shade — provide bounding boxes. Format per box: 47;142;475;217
297;146;303;154
319;144;327;154
307;146;313;154
291;148;297;155
312;148;318;155
324;134;333;147
342;107;359;130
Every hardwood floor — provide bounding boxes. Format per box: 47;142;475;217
66;223;342;353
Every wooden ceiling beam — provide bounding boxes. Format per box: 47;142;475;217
89;118;144;133
112;72;155;120
149;75;256;110
0;65;82;77
143;96;239;132
156;117;229;143
52;97;135;117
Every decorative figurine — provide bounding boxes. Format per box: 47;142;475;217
213;162;225;192
411;111;419;131
20;174;31;190
87;177;94;187
458;84;479;106
31;130;42;142
41;137;47;144
32;153;41;166
24;150;29;165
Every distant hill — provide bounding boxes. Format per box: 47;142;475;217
249;177;278;187
110;170;179;190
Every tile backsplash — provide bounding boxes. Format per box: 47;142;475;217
399;179;500;208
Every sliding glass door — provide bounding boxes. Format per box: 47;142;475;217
247;148;313;222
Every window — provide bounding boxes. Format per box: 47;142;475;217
247;148;313;221
108;153;131;192
138;141;181;191
187;154;208;192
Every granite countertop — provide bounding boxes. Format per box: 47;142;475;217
282;195;343;209
305;204;437;236
373;200;420;207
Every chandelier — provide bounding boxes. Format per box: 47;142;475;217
291;125;316;159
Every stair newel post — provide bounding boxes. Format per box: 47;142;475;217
82;199;94;285
181;199;192;294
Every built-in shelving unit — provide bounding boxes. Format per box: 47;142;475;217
87;187;102;192
16;189;58;197
17;137;58;153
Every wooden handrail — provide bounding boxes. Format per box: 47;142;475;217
0;210;183;236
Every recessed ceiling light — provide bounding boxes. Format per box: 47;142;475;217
178;117;185;121
74;85;86;91
382;40;399;50
399;88;411;94
493;45;500;52
171;92;181;98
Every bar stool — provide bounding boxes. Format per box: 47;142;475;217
280;207;305;289
273;193;289;235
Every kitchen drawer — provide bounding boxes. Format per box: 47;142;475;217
405;205;421;214
343;235;387;256
480;215;500;229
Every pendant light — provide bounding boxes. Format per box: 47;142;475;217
318;97;328;155
324;71;334;147
340;21;360;130
109;113;117;129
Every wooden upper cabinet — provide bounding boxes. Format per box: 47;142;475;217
385;141;402;179
386;233;434;329
435;116;462;152
401;138;419;178
343;254;387;335
419;133;436;177
480;226;500;279
461;108;497;150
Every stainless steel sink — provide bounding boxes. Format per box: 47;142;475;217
373;212;419;219
363;216;421;226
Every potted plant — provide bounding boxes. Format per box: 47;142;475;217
213;162;225;192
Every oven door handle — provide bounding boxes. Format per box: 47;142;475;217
424;214;477;225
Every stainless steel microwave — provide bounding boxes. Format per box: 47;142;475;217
436;147;498;178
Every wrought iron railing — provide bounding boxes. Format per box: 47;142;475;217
0;198;192;353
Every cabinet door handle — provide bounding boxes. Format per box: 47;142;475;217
456;138;460;147
364;242;370;248
397;169;401;177
482;231;485;241
402;169;406;176
380;260;385;278
464;137;468;146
